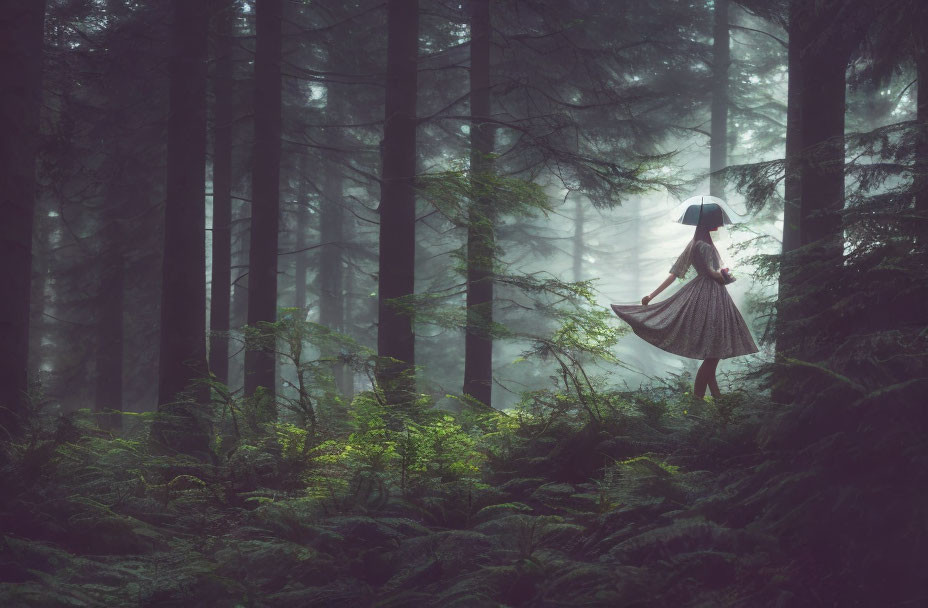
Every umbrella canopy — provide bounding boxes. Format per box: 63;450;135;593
675;195;735;227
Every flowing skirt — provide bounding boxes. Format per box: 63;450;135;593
610;276;759;359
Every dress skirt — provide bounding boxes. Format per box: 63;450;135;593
610;239;759;360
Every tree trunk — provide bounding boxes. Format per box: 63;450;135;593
794;0;857;259
781;4;802;256
244;0;283;403
709;0;729;198
915;31;928;248
209;0;236;387
320;134;351;397
294;153;309;311
342;214;356;400
0;0;46;436
156;0;210;450
572;196;584;282
463;0;495;409
772;0;803;402
797;51;845;256
94;190;125;431
319;163;344;333
376;0;419;408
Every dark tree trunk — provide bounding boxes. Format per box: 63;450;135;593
209;0;236;386
463;0;495;409
915;32;928;247
94;190;125;431
91;0;129;434
341;214;356;400
781;4;802;256
294;153;309;311
772;0;803;402
786;0;875;366
320;139;351;397
156;0;210;448
572;196;584;283
0;0;45;436
709;0;729;198
797;50;845;257
376;0;419;407
244;0;283;402
319;163;344;332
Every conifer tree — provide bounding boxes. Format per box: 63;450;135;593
244;0;284;403
0;0;46;435
377;0;419;408
156;0;210;449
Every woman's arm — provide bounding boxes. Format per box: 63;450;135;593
641;273;677;305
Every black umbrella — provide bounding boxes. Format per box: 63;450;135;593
675;195;734;227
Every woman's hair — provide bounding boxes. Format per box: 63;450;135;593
693;204;723;243
693;225;714;244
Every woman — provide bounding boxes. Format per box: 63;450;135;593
610;208;758;399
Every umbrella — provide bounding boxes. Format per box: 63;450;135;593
674;195;737;227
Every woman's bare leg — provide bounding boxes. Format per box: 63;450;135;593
705;358;721;398
694;358;721;399
694;361;709;398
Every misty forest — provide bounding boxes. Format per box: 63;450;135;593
1;0;927;606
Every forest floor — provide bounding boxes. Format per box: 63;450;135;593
0;381;918;607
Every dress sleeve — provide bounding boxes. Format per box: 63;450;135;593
669;240;693;278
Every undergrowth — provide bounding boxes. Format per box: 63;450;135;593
1;306;924;607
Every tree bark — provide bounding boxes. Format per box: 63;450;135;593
319;160;344;334
797;58;845;256
320;135;351;397
572;196;584;283
94;189;125;431
709;0;730;198
244;0;283;403
772;0;803;402
781;2;802;256
463;0;495;409
376;0;419;407
915;31;928;248
156;0;210;450
209;0;236;387
294;153;309;311
0;0;46;436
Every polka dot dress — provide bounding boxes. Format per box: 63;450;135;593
610;239;759;359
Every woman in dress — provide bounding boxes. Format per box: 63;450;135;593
610;206;758;399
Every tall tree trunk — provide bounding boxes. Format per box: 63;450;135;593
294;153;309;311
0;0;46;436
94;187;125;431
342;214;356;400
572;196;584;283
376;0;419;408
915;32;928;248
319;166;344;333
320;138;350;397
463;0;495;408
796;40;846;260
709;0;730;198
92;0;128;434
209;0;236;386
781;4;802;256
244;0;283;403
772;0;803;402
912;30;928;331
156;0;210;450
792;0;874;258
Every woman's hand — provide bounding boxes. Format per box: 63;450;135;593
641;295;651;306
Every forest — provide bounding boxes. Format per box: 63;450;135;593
1;0;926;606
